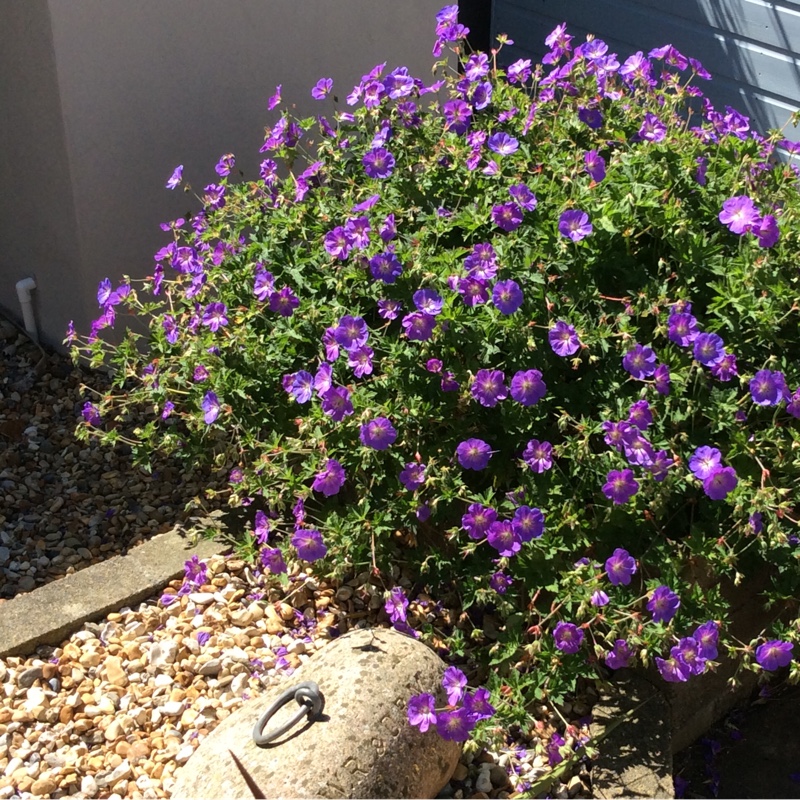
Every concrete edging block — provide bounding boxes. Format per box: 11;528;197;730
0;528;226;658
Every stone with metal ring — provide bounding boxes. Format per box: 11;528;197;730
252;681;324;747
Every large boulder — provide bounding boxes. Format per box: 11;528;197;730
171;627;461;799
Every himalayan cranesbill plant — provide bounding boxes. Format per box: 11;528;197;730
71;5;800;736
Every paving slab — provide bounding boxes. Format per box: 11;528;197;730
0;527;226;657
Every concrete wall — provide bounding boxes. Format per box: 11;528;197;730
492;0;800;147
0;0;444;349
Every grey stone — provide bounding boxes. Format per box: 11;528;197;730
0;527;225;658
590;671;673;799
171;628;461;799
17;665;44;689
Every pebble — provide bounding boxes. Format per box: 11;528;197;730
475;771;494;794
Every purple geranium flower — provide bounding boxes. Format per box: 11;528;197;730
509;183;537;211
347;345;374;378
471;369;507;407
324;227;352;260
488;132;519;155
487;521;522;557
334;315;369;350
602;469;639;504
523;439;553;473
750;369;787;406
512;505;545;541
165;165;183;190
202;302;228;332
442;99;473;135
719;195;761;235
656;654;689;682
311;78;333;99
402;312;436;341
693;333;725;366
606;639;634;669
622;344;657;379
362;147;395;179
456;438;493;470
492;280;524;314
314;363;332;396
711;352;738;382
689;446;722;480
369;252;403;283
674;637;706;676
628;400;652;430
491;202;523;232
694;621;719;660
648;585;680;624
413;289;443;316
269;287;300;317
442;666;468;704
360;418;398;450
462;504;497;540
385;587;409;623
553;622;584;655
312;459;346;497
549;321;581;356
755;640;793;671
407;693;437;733
510;369;547;406
703;466;737;500
201;391;221;424
654;363;671;395
668;312;698;346
260;547;287;575
458;277;490;306
291;529;328;562
377;298;402;320
399;462;426;491
584;150;606;182
638;112;667;142
489;571;513;594
215;153;235;177
756;214;780;248
436;708;474;742
320;386;354;421
605;548;637;586
591;590;610;607
558;209;593;241
463;687;496;722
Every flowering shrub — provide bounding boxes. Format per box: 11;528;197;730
70;5;800;737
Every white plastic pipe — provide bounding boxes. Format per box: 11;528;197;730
15;277;38;343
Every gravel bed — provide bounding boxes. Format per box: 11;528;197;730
0;318;228;599
0;555;594;800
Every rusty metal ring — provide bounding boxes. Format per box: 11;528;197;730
252;681;324;747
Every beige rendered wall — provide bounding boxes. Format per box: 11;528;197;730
0;0;445;349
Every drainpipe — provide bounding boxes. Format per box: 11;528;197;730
15;277;38;343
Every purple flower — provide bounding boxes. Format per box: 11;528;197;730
463;687;496;722
360;417;398;450
254;268;275;301
558;209;593;242
270;287;300;317
193;365;209;382
377;298;402;320
756;214;780;248
266;84;282;110
622;344;657;379
523;439;553;473
324;227;352;260
693;333;725;366
385;587;409;623
362;147;395;179
488;132;519;155
347;345;374;378
719;195;761;235
436;708;474;742
345;216;371;249
578;106;603;128
399;462;426;491
442;99;473;135
487;521;522;557
456;438;493;470
623;432;656;467
648;585;680;624
605;548;637;586
638;112;667;142
674;637;706;676
648;449;672;482
754;640;793;671
311;78;333;99
314;363;332;396
749;512;764;535
668;312;698;346
711;352;738;382
512;505;545;541
509;183;537;211
492;280;524;314
291;529;328;562
202;302;228;332
320;386;353;421
656;654;689;682
334;315;369;351
471;369;507;407
253;511;270;545
602;640;634;671
591;590;610;607
694;621;719;659
602;420;632;450
462;504;497;540
312;459;346;497
215;153;235;177
602;469;639;505
750;369;787;406
553;622;584;654
289;371;314;403
165;165;183;190
549;321;581;356
584;150;606;182
201;391;221;424
369;252;403;283
380;213;397;241
458;277;489;306
689;446;722;480
510;369;547;406
442;666;468;704
628;400;652;430
426;358;443;373
507;58;532;84
260;547;287;575
491;202;523;232
703;466;737;500
402;312;436;342
414;289;443;316
162;314;179;344
489;571;513;594
407;693;437;733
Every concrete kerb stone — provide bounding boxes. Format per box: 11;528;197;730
0;527;227;658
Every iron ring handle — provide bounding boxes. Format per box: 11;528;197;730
252;680;324;747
